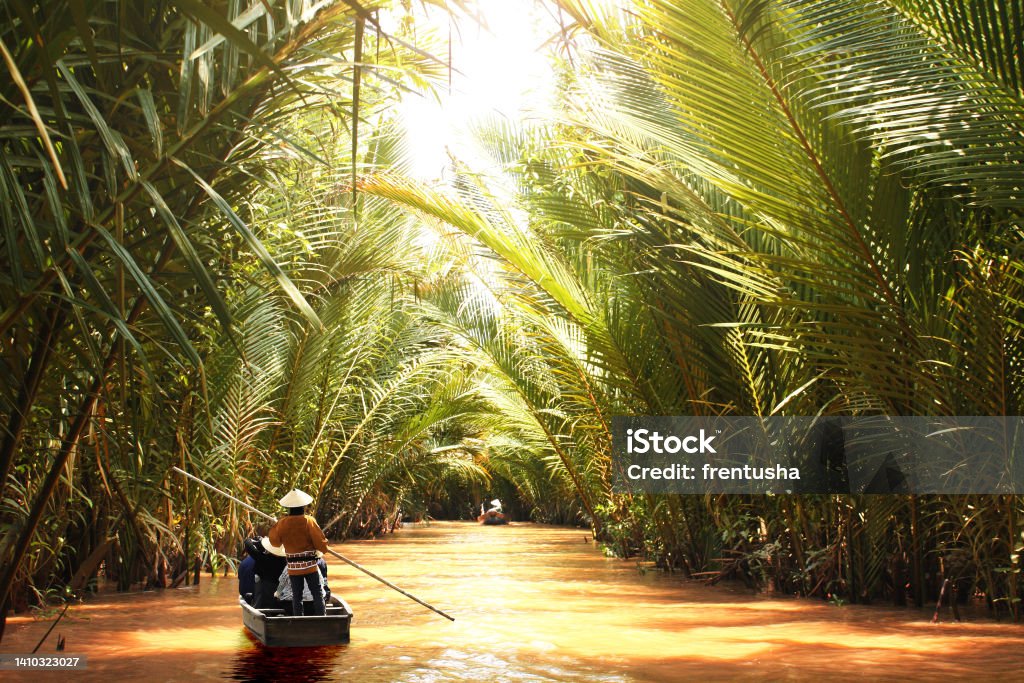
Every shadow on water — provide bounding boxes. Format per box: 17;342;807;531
228;636;342;682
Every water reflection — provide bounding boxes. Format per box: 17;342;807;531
229;638;339;683
2;522;1024;681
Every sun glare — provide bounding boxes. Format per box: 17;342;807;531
396;0;564;181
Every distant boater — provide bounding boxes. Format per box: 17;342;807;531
266;489;330;616
478;498;508;525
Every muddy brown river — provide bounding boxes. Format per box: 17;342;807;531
3;521;1024;680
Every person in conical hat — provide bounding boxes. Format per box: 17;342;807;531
241;536;286;608
267;487;329;616
260;536;286;557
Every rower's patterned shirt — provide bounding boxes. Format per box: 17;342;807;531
268;514;329;576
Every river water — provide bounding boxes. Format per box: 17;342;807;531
3;521;1024;681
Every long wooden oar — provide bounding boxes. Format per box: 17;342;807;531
171;466;454;621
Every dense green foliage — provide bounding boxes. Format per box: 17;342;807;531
2;0;1023;631
365;0;1024;612
0;0;465;614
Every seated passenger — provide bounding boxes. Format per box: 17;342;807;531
238;554;256;605
274;563;329;612
318;557;331;602
243;536;288;608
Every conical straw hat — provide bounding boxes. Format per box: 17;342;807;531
279;489;313;508
261;536;286;557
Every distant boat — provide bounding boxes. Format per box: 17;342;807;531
240;595;353;646
477;509;509;525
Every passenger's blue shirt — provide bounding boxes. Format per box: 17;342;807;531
239;555;256;596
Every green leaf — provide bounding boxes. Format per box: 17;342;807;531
172;158;323;330
135;88;164;158
89;220;201;367
139;180;234;336
65;248;157;383
57;61;138;182
171;0;292;86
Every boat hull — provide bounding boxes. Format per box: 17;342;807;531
240;594;352;646
480;516;508;525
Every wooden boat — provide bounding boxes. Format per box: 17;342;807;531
477;510;508;525
240;594;353;646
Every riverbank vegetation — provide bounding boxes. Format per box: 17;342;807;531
2;0;1022;633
